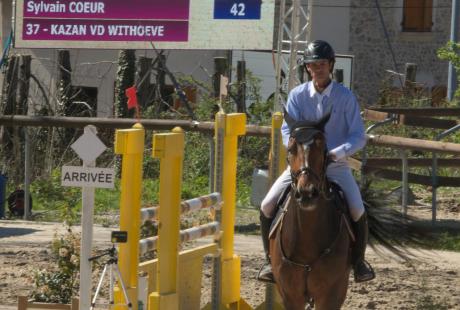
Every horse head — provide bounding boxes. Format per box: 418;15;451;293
284;110;329;206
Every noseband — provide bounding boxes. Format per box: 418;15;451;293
290;164;321;184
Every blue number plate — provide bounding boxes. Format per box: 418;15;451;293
214;0;262;20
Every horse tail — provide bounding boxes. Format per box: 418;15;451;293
361;182;430;260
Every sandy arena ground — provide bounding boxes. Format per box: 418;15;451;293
0;203;459;309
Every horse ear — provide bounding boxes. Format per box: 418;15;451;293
317;112;331;131
283;107;296;131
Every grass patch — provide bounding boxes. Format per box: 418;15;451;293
425;231;460;252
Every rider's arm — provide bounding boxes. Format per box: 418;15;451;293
328;93;366;161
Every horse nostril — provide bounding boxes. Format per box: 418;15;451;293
312;187;319;198
294;190;301;200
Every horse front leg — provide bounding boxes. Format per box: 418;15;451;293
272;261;308;310
275;280;307;310
313;274;349;310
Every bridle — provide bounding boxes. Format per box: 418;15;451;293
288;136;329;200
289;141;322;184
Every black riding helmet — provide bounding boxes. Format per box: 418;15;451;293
303;40;335;64
303;40;336;77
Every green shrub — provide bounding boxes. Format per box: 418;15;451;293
31;226;80;303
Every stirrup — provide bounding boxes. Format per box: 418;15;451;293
257;263;276;283
353;260;375;283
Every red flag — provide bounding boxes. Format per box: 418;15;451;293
125;86;138;110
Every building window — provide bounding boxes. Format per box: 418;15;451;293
67;86;98;117
402;0;433;32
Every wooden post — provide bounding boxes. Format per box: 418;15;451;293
213;57;228;99
17;55;32;219
400;150;408;216
236;60;246;113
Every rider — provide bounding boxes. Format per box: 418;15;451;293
258;40;375;283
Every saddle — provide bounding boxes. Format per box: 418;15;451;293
269;182;355;242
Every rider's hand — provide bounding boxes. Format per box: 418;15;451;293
327;151;338;162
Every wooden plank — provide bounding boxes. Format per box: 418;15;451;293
363;166;460;187
365;158;460;167
367;134;460;154
70;298;79;310
400;115;459;129
363;109;460;129
362;109;392;122
347;157;362;171
20;303;71;310
369;107;460;116
18;296;28;310
0;115;271;137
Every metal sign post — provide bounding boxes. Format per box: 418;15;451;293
61;125;114;310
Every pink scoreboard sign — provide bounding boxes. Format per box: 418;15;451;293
21;0;189;42
14;0;275;49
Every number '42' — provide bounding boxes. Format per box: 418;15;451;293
230;3;246;16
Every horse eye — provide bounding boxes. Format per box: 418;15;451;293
287;144;297;155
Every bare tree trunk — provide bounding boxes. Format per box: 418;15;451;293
154;54;166;116
56;50;72;115
135;56;153;110
236;60;246;113
1;56;19;182
114;50;136;118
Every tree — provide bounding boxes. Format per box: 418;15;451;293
114;50;136;118
437;41;460;100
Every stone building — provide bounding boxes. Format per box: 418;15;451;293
278;0;458;105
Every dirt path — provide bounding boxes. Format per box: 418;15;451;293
1;219;459;309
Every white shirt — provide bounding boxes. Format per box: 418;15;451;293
282;81;366;162
308;82;334;119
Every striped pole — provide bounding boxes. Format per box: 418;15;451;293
139;221;220;255
140;192;222;222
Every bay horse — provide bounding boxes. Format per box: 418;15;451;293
269;114;353;309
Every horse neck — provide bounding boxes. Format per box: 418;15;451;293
283;195;340;260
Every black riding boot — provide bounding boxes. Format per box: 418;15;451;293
352;212;375;283
257;211;275;283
